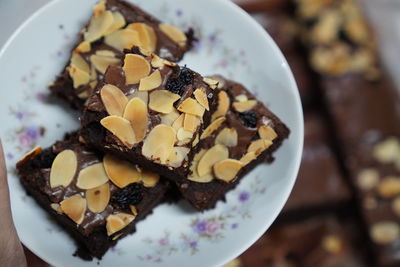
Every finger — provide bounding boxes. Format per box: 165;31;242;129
0;140;12;222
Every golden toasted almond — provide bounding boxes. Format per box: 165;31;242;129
392;197;400;217
76;163;109;190
128;90;148;103
138;47;152;57
70;52;90;73
106;213;135;236
172;113;185;132
159;23;187;47
212;91;230;121
75;41;91;53
149;90;181;113
240;151;258;165
141;170;160;187
177;128;193;145
69;65;91;88
90;64;97;80
233;100;257;112
194;88;209;111
105;29;141;52
123;54;151;85
104;11;126;35
86;183;110;213
150;54;176;69
103;154;141;188
197;144;229;177
184;114;201;133
258;125;278;141
130;205;138;216
50;203;63;214
50;150;77;188
100;84;128;116
100;116;136;148
89;80;98;90
17;146;42;167
160;109;180;126
215;128;238;147
96;50;116;57
89;54;120;74
60;194;87;224
377;177;400;198
93;0;106;17
201;117;226;139
203;78;219;89
188;149;214;183
127;23;157;52
322;235;342;254
235;94;248;102
214;159;244;182
357;169;379;191
139;70;161;91
78;90;90;99
177;98;205;117
167;147;190;168
373;138;400;164
84;10;114;42
370;221;400;244
248;139;273;154
123;97;148;142
192;134;200;147
142;125;176;164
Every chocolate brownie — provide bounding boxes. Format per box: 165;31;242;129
234;216;368;267
176;76;289;210
16;134;169;260
283;112;351;213
50;0;193;110
80;48;219;187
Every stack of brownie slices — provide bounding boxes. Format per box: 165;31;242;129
227;0;400;266
15;0;289;260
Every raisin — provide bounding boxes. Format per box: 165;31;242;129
179;67;194;85
111;183;143;209
165;67;194;95
239;111;257;128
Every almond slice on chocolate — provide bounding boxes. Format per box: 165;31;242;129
188;150;215;183
50;150;77;188
105;29;141;52
106;213;135;236
123;97;148;142
177;98;205;117
100;116;136;148
247;139;273;154
127;23;157;52
212;91;230;121
160;109;180;126
69;65;91;88
76;163;109;190
149;90;180;114
86;183;110;213
139;70;162;91
203;78;219;89
176;128;193;145
75;41;91;53
167;147;190;168
233;100;257;112
100;84;128;117
172;113;185;132
151;54;176;68
240;151;258;165
60;194;87;224
197;144;229;177
184;114;201;133
235;94;248;102
93;0;106;17
104;11;126;35
84;10;114;42
71;52;90;73
258;125;277;141
90;54;120;74
201;117;226;139
141;170;160;187
215;128;238;147
123;54;151;85
129;91;149;104
214;159;244;182
142;124;176;164
194;88;209;111
17;146;42;167
103;154;142;188
159;23;187;47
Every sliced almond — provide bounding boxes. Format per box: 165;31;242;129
129;91;149;104
370;221;400;244
201;117;226;139
17;146;42;167
247;139;273;154
75;41;91;53
177;128;193;143
71;52;90;73
197;144;229;177
258;125;277;141
141;170;160;187
105;29;141;52
90;54;120;74
172;113;185;132
76;163;109;190
233;100;257;112
103;154;141;188
50;150;77;188
149;90;181;113
60;194;87;224
123;97;148;142
127;23;157;52
177;98;205;117
377;177;400;198
100;116;136;148
215;128;238;147
90;64;97;80
106;213;135;236
104;11;126;35
89;80;98;90
194;88;209;111
235;94;248;102
86;183;110;213
192;134;199;147
203;78;219;89
184;114;201;133
188;150;214;183
151;54;176;69
96;50;116;57
123;54;151;85
214;159;244;182
84;10;114;42
357;169;379;191
240;151;258;165
69;65;91;88
142;125;176;164
130;205;138;216
78;90;90;99
160;109;180;126
212;91;230;121
93;0;106;17
51;203;63;214
139;70;162;91
138;47;152;57
100;84;128;116
167;147;190;168
159;23;187;47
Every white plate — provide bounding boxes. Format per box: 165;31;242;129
0;0;303;266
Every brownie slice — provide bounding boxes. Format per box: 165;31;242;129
16;134;169;260
50;0;193;110
80;48;219;187
175;76;289;210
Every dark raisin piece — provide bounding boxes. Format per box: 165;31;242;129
166;77;184;95
239;111;257;128
111;183;143;209
179;67;193;85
